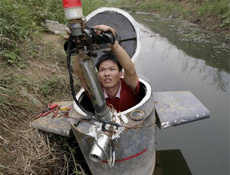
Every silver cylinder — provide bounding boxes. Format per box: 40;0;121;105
79;57;112;122
69;78;156;175
64;7;83;20
89;132;110;162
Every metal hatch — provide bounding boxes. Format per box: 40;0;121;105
86;7;141;62
154;91;210;129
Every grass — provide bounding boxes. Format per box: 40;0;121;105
0;0;66;64
82;0;108;15
0;28;84;175
0;0;105;173
112;0;230;34
0;32;86;174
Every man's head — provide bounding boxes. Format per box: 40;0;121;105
96;53;122;89
96;53;122;72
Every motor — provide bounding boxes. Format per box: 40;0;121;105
64;27;115;55
63;0;115;54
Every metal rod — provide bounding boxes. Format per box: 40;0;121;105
79;56;112;122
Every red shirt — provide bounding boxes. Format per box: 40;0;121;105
104;79;140;112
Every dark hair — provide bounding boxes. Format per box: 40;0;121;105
96;52;122;71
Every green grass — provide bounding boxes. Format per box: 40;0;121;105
82;0;108;15
113;0;229;29
0;0;63;64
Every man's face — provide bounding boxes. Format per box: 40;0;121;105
98;60;122;89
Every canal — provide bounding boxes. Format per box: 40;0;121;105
133;12;229;175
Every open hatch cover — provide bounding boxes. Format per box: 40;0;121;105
86;7;141;62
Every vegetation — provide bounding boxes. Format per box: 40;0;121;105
0;0;106;64
1;0;228;64
0;0;65;64
0;0;100;174
112;0;230;36
0;31;84;174
82;0;108;16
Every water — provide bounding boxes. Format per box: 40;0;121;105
133;13;230;175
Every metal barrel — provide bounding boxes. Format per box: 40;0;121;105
69;79;156;175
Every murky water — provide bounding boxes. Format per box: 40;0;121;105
133;13;229;175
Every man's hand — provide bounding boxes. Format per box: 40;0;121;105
64;25;116;40
64;27;71;40
94;25;116;38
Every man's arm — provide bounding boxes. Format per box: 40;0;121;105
111;41;139;91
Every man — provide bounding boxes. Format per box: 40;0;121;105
75;25;140;112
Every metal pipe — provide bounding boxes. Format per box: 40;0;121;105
89;132;110;162
79;57;112;122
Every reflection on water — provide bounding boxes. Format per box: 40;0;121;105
137;25;229;92
133;12;230;73
134;13;229;175
154;149;191;175
176;52;229;92
134;19;229;92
